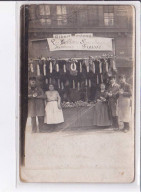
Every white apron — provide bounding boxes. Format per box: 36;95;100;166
44;101;64;124
118;96;131;122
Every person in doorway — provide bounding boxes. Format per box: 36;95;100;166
28;77;45;132
118;74;132;132
94;83;112;127
44;84;64;125
106;76;120;130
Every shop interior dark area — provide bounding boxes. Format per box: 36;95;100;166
28;56;133;108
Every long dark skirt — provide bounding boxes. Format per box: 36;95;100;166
93;101;112;126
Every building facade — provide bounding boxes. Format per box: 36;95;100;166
28;4;134;80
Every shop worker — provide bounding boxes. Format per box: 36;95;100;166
118;75;132;132
44;83;64;125
94;83;112;127
106;76;120;130
28;77;45;132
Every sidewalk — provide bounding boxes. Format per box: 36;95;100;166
20;120;134;183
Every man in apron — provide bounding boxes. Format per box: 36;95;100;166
107;76;120;130
28;77;45;132
118;74;132;132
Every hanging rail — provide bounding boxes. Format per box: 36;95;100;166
28;55;115;62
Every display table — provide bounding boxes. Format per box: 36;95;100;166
57;105;96;130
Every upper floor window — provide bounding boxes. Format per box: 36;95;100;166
56;5;67;25
87;6;99;26
104;13;114;26
38;5;51;25
29;5;36;20
104;6;114;26
39;5;50;15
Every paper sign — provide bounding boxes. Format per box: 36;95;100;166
47;37;113;51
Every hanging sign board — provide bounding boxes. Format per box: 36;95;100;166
75;33;93;38
47;37;113;51
53;34;72;38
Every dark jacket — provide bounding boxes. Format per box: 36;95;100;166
107;83;120;117
28;86;45;117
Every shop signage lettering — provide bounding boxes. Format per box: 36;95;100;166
53;34;72;38
75;33;93;38
47;37;113;51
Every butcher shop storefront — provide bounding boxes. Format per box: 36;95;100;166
28;33;118;130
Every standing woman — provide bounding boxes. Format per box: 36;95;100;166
118;75;132;131
93;83;112;127
44;84;64;124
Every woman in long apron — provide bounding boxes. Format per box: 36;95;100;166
94;83;112;127
118;75;132;131
44;84;64;125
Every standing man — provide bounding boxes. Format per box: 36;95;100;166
118;75;132;132
28;77;45;132
107;76;120;130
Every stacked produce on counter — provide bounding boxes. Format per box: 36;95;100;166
61;100;95;108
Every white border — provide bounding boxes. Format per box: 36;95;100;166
16;0;20;192
15;1;140;192
0;1;16;191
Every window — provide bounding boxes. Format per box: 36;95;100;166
104;6;114;26
56;5;67;25
39;18;51;25
29;5;36;20
39;5;51;25
39;5;50;15
104;13;114;26
87;6;99;26
79;9;88;25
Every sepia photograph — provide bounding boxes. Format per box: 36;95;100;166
20;3;135;183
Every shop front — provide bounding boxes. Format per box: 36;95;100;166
28;33;118;130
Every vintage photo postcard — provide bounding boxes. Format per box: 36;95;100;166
19;2;136;183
